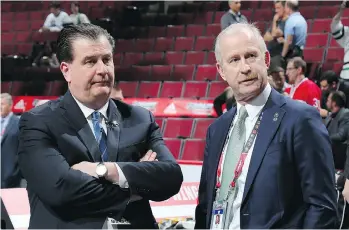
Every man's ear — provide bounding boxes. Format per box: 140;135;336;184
265;51;271;68
60;62;71;83
216;62;226;81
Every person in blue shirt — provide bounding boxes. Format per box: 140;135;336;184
281;0;307;60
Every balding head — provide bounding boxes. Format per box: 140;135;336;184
214;23;267;65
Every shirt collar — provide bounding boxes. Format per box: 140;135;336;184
236;83;272;119
1;112;13;122
72;96;109;120
229;9;241;17
289;12;300;18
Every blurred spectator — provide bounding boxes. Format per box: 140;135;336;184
213;86;235;117
332;1;349;109
70;2;90;25
331;1;349;81
110;83;124;101
324;91;349;171
32;42;59;68
264;0;288;66
319;71;339;115
284;57;321;107
268;66;289;93
1;93;21;188
39;2;72;32
281;0;307;61
220;0;247;30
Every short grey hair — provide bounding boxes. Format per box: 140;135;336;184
0;93;13;106
214;23;267;64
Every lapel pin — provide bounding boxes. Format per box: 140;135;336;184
273;113;279;121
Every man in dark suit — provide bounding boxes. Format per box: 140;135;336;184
18;24;183;229
195;23;337;229
324;91;349;170
1;93;21;188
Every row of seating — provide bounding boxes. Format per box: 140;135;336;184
1;79;228;99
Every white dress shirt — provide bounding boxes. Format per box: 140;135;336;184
43;11;71;32
73;97;129;188
218;84;272;229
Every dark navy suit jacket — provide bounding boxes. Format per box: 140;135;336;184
195;89;338;229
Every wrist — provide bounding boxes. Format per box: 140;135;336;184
105;162;119;183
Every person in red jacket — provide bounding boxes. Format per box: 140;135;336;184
284;57;321;107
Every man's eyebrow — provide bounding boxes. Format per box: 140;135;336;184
82;55;96;62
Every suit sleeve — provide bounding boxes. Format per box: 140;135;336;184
293;107;337;228
330;112;349;142
194;126;211;229
18;112;131;218
117;111;183;202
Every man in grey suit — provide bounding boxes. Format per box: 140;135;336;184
1;93;21;188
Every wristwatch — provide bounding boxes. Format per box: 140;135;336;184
96;162;108;178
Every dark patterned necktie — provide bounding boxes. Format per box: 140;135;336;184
91;111;108;162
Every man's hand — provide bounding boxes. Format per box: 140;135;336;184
343;179;349;203
139;150;158;162
72;161;98;178
273;14;280;22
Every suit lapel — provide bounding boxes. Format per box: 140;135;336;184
106;99;121;161
59;91;99;162
242;90;286;205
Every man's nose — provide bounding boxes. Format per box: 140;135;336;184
240;58;251;74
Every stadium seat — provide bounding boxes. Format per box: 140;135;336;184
195;65;217;81
160;81;184;98
206;51;216;64
181;139;205;160
183;81;208;98
122;53;143;66
151;65;172;81
17;43;32;56
148;26;167;38
205;24;221;36
50;81;67;96
213;11;225;24
173;37;194;51
311;19;332;33
115;39;134;53
193;12;214;24
164;118;194;138
164;138;182;159
155;118;164;132
154;38;174;52
185;24;205;37
193;118;214;139
11;81;25;96
1;44;16;55
306;33;329;47
172;65;195;81
176;13;194;25
326;47;345;62
143;52;164;64
15;12;28;21
2;22;12;33
166;25;185;37
15;32;31;43
113;53;122;65
1;33;15;44
253;9;273;22
134;38;155;53
208;81;228;98
303;48;325;63
29;11;45;21
166;52;184;65
137;81;161;98
130;65;151;80
317;6;339;18
185;51;206;65
118;81;138;98
1;12;14;21
300;6;317;20
194;36;215;51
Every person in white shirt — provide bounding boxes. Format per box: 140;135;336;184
331;0;349;80
70;2;90;25
195;22;337;229
40;2;71;32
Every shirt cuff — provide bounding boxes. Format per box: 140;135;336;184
114;163;129;188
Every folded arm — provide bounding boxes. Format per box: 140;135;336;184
117;111;183;201
293;107;337;228
18;112;130;218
